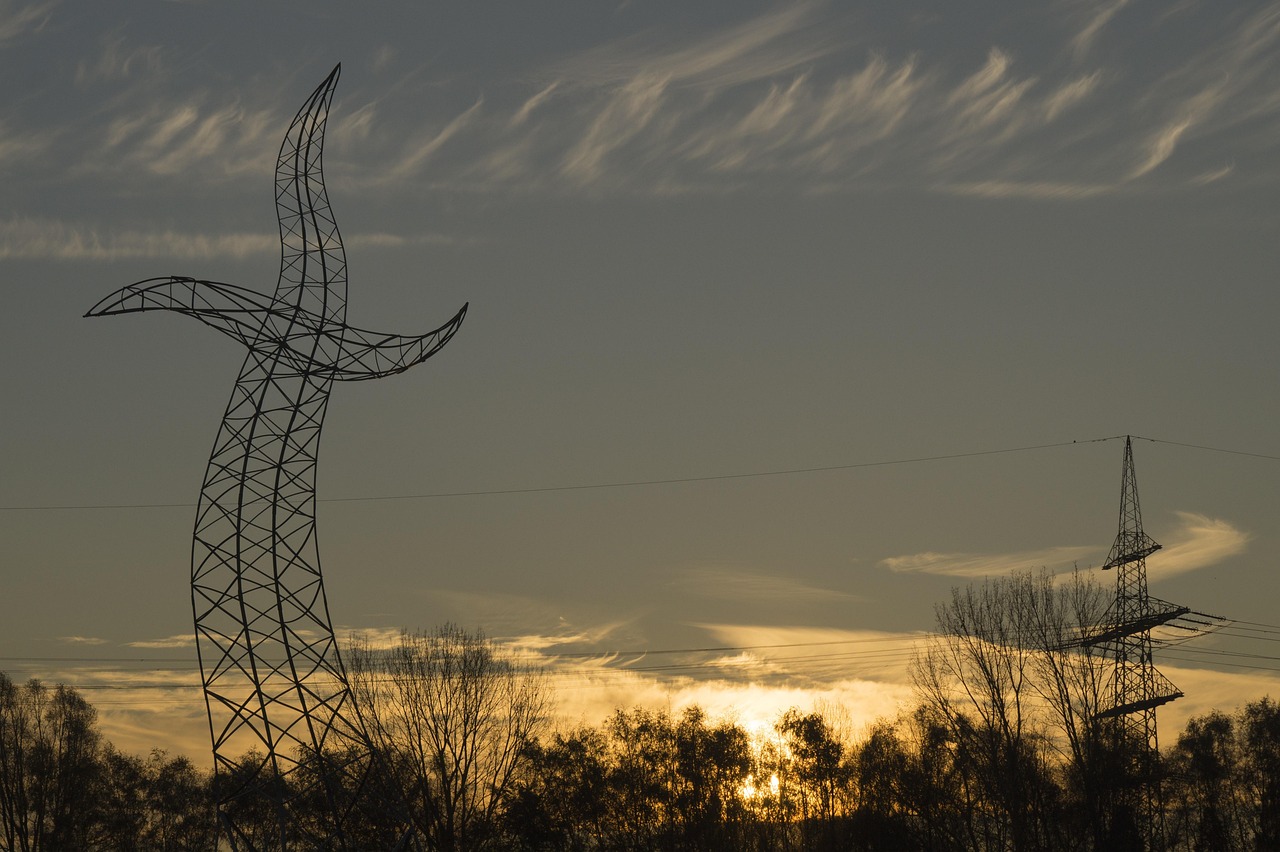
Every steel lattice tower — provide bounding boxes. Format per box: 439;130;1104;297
88;65;466;849
1084;436;1187;851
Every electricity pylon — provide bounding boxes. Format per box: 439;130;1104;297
88;65;465;849
1082;436;1186;851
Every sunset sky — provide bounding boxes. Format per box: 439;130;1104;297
3;0;1280;758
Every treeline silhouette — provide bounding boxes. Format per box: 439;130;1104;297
2;606;1278;850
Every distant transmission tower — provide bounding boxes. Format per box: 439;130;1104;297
88;65;466;849
1083;436;1188;851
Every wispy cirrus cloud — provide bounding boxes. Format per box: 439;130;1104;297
884;511;1247;580
0;0;57;43
1148;511;1248;582
1128;84;1224;180
381;98;485;183
74;33;165;85
107;99;278;179
1070;0;1131;60
13;3;1280;203
1123;3;1280;182
882;545;1098;578
0;122;58;169
673;565;861;606
125;634;195;649
944;180;1114;199
0;217;459;261
510;81;559;128
59;635;108;645
551;2;831;91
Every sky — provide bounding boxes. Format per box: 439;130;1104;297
3;0;1280;758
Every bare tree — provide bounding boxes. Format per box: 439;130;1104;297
913;570;1086;851
346;625;548;852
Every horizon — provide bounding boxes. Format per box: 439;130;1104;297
3;0;1280;763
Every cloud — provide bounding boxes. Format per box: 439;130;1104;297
882;512;1246;582
0;122;57;168
1070;0;1131;60
12;3;1280;209
1147;511;1248;582
944;180;1114;199
562;74;669;184
691;625;925;683
29;663;207;758
935;47;1041;160
341;626;406;651
74;33;164;85
0;0;57;43
504;620;630;655
546;624;923;732
553;2;828;91
1190;164;1234;185
0;218;276;260
382;98;484;183
882;545;1099;578
1125;5;1280;182
1128;106;1203;180
87;95;280;182
1153;662;1280;742
1042;72;1102;122
59;635;108;645
673;565;861;606
0;217;456;261
124;634;195;649
510;81;559;127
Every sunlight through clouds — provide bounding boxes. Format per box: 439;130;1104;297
4;0;1280;779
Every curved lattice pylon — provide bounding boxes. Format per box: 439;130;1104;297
88;65;466;849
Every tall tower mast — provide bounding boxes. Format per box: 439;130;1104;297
89;66;467;849
1085;436;1187;850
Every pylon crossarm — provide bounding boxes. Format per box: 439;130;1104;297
330;303;468;380
1079;605;1191;647
1096;691;1184;719
84;277;284;349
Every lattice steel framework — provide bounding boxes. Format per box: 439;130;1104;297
1084;436;1186;851
88;65;466;849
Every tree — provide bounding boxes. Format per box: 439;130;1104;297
671;706;753;850
776;708;852;850
912;571;1061;851
346;625;549;852
92;747;216;851
0;674;102;851
1020;568;1115;849
1165;711;1245;852
505;725;612;851
1238;697;1280;850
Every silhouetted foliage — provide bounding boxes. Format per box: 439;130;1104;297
0;673;214;852
92;746;216;851
3;623;1279;851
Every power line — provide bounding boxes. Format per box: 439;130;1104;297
0;436;1126;511
8;433;1280;513
1133;436;1280;463
12;618;1280;696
